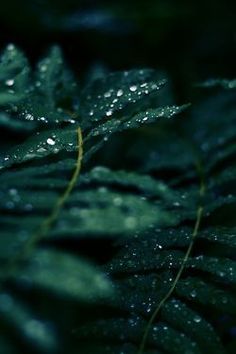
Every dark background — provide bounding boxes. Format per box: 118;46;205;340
0;0;235;103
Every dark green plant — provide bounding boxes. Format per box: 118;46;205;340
0;45;235;354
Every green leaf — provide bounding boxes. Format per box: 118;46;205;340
12;249;112;301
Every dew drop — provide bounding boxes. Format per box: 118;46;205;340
37;147;47;153
40;64;47;72
7;44;15;51
130;85;137;92
117;89;123;97
104;91;112;98
25;114;34;121
106;110;112;117
38;117;47;123
190;290;197;298
47;138;56;146
5;79;14;86
193;315;201;323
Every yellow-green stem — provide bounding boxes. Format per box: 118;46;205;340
138;159;205;354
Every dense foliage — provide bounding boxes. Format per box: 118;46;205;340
0;42;235;354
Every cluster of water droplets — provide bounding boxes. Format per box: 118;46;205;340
84;70;167;123
0;44;80;131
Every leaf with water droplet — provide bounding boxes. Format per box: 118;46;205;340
0;128;77;169
35;46;78;113
88;105;189;139
80;69;167;126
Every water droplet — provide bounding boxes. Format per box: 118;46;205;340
104;91;112;98
25;114;34;121
5;79;14;86
40;64;47;72
190;290;197;298
7;44;15;51
106;110;112;117
47;138;56;146
193;315;201;323
117;89;123;97
130;85;137;92
37;147;47;153
38;117;48;123
218;271;225;277
9;188;18;196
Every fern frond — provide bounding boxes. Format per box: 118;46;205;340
75;84;236;354
0;45;187;353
